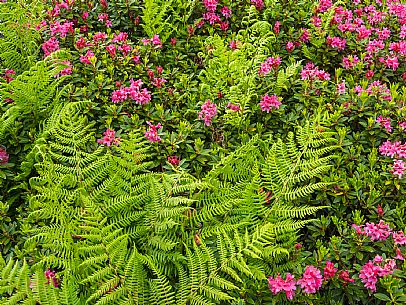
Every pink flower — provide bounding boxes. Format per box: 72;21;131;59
376;115;392;133
316;0;332;13
198;99;217;126
112;32;128;43
286;41;295;52
258;56;281;76
251;0;264;11
274;21;281;35
342;55;359;69
392;231;406;245
326;36;346;51
323;261;337;280
395;249;405;260
373;255;383;264
268;273;297;300
152;77;167;88
226;102;241;112
338;270;354;283
229;40;238;50
220;6;231;19
42;37;60;56
167;155;180;166
363;220;392;241
44;269;58;288
337;81;346;94
106;44;116;57
55;61;72;77
97;129;120;146
0;147;9;165
300;62;330;81
297;265;323;294
82;11;89;20
144;122;162;142
151;34;162;48
365;70;374;80
390;159;405;179
352;224;363;235
80;49;95;65
399;122;406;131
260;94;282;112
359;261;380;291
203;0;217;12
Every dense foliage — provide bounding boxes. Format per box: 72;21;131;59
0;0;405;304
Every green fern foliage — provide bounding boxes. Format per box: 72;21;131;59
0;1;44;73
1;102;337;304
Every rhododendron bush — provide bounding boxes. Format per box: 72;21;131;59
0;0;406;303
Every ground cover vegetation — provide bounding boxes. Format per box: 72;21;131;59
0;0;405;304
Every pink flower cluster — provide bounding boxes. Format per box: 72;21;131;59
376;115;392;132
353;221;406;245
323;261;338;280
111;79;151;105
2;69;15;82
251;0;264;11
379;140;406;178
326;36;347;50
268;273;297;300
352;220;392;241
97;129;121;146
0;147;9;165
79;49;95;65
42;37;60;56
55;61;72;77
297;265;323;294
300;62;331;81
342;55;359;69
49;20;74;38
44;269;58;288
198;99;217;126
379;140;406;158
226;102;241;112
198;0;231;31
360;257;396;292
98;13;112;27
391;159;406;178
260;94;282;112
142;34;162;48
144;122;162;142
268;264;334;300
258;56;281;76
353;81;392;100
167;155;180;166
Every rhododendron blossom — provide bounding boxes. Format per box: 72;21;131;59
167;155;180;166
359;261;380;291
390;159;405;178
268;273;297;300
297;266;322;294
97;129;120;146
260;94;282;112
144;122;162;142
199;99;217;126
111;79;151;105
376;115;392;132
258;56;281;76
80;49;95;65
323;261;337;280
301;63;330;81
42;37;60;56
44;269;58;288
0;147;9;165
226;102;241;112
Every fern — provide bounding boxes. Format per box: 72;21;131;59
1;103;337;304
